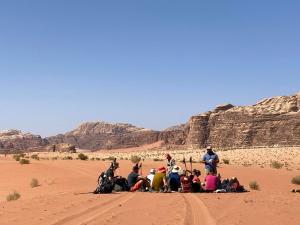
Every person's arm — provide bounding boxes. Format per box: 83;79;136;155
214;155;220;164
201;155;207;164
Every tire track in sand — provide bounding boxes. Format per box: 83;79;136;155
182;194;216;225
51;193;135;225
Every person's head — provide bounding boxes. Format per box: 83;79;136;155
171;165;180;174
166;154;172;161
133;164;139;173
206;146;213;154
157;167;166;174
149;168;156;175
193;169;201;177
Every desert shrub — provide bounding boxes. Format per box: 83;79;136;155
130;155;141;164
107;156;116;161
222;159;230;164
62;156;73;160
19;158;30;165
249;181;260;190
6;191;21;201
30;178;39;188
95;158;101;161
270;161;284;169
153;158;163;162
90;157;95;161
31;154;39;160
78;153;88;160
13;153;25;161
291;175;300;185
51;157;58;160
13;154;21;161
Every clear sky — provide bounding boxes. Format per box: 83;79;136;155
0;0;300;137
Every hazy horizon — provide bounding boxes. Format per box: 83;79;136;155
1;1;300;136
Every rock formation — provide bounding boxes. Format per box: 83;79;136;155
186;93;300;148
47;122;160;150
0;130;48;152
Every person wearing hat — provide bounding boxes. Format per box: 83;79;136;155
147;168;156;186
201;146;219;175
152;167;168;192
168;165;181;192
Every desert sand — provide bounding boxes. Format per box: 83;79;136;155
0;149;300;225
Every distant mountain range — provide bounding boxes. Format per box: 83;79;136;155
1;92;300;152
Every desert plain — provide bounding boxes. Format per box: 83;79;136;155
0;146;300;225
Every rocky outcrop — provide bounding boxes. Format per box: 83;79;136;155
48;143;76;153
0;130;48;152
187;92;300;148
47;122;160;150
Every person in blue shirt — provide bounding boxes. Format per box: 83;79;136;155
201;146;219;174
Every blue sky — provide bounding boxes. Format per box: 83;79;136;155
0;0;299;137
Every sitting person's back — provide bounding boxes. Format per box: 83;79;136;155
152;167;167;192
169;171;180;191
205;172;218;192
180;172;191;193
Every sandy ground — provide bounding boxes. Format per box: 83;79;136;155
0;152;300;225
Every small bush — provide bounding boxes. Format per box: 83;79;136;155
130;155;141;164
6;191;21;201
62;156;73;160
249;181;260;190
270;161;284;169
13;153;25;161
222;159;230;164
90;157;95;161
291;175;300;185
30;178;39;188
107;156;116;161
31;154;39;160
95;157;101;161
19;159;30;165
153;158;163;162
51;157;58;160
78;153;88;160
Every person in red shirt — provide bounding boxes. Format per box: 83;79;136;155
191;169;202;192
180;170;191;193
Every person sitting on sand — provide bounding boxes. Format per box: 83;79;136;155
127;164;150;192
204;170;219;192
191;169;202;193
152;167;168;192
147;168;156;186
180;170;191;193
168;166;181;192
201;146;219;175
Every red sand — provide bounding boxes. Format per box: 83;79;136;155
0;157;299;225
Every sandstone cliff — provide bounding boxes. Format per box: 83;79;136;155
186;93;300;148
0;130;48;152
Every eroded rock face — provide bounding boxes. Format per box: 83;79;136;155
0;130;48;151
187;93;300;148
47;122;160;150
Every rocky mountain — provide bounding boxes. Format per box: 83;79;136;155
47;122;160;150
186;92;300;148
0;130;48;152
1;92;300;152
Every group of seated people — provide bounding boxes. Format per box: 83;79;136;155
94;146;246;194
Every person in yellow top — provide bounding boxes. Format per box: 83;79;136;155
152;167;167;192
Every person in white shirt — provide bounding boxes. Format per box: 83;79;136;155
147;168;156;186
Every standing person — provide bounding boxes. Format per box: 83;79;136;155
201;146;219;175
127;164;150;192
147;168;156;186
166;154;176;175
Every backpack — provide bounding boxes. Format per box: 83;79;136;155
94;171;115;194
114;177;129;192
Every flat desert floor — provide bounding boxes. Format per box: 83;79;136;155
0;149;300;225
